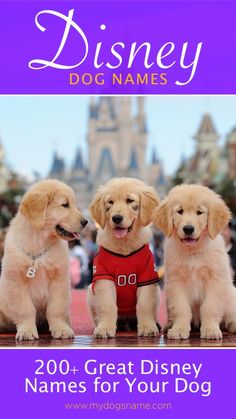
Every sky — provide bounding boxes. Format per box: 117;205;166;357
0;95;236;179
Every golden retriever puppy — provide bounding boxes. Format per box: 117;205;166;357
153;184;236;340
0;179;88;340
87;177;160;338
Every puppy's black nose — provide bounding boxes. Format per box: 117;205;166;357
183;225;195;236
81;218;88;228
112;214;123;224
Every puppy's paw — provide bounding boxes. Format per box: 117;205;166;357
93;326;116;339
162;322;173;333
227;321;236;334
138;323;159;337
16;325;39;341
51;325;75;339
167;327;190;340
200;326;222;340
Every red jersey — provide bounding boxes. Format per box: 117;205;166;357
92;244;158;316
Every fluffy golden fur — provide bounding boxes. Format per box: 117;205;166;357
153;184;236;340
0;179;87;340
87;177;160;338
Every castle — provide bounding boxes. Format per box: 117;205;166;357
1;100;236;207
176;113;236;186
0;141;10;194
48;97;166;209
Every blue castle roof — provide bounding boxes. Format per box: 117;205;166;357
151;148;160;165
90;97;116;120
50;151;65;176
73;148;85;171
96;147;116;178
128;147;139;170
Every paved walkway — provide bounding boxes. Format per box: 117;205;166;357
1;290;236;347
71;289;167;335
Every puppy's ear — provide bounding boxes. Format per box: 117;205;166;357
208;195;231;239
140;186;160;226
153;198;173;237
90;189;106;228
20;191;49;229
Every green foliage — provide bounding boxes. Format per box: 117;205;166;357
171;162;185;186
0;188;25;228
215;178;236;215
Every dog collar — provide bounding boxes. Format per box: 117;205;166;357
24;246;51;279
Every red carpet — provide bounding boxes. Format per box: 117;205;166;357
2;291;236;347
70;290;94;335
70;289;167;335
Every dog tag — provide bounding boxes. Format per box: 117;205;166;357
26;266;37;278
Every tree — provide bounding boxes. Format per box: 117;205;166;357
216;178;236;216
0;187;25;228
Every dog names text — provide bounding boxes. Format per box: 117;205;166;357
28;9;203;86
24;358;212;397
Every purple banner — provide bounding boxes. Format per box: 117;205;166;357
0;348;234;418
0;0;236;93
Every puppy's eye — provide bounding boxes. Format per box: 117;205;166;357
127;198;134;204
108;200;113;205
62;202;70;208
177;209;184;215
197;210;203;215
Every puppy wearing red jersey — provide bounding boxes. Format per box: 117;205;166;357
88;178;160;338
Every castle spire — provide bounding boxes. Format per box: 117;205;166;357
128;147;139;171
151;148;159;165
89;97;97;119
227;127;236;179
0;139;9;193
98;97;116;120
0;138;4;163
136;97;147;133
193;113;219;157
181;113;220;184
72;148;85;172
49;150;65;177
195;113;218;137
137;97;145;116
119;97;132;119
96;147;116;181
158;164;166;185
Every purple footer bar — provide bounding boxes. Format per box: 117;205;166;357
0;348;234;418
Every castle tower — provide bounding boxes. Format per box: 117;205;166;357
136;97;146;133
44;97;166;208
156;163;167;198
126;146;140;178
70;148;90;206
195;113;219;152
0;140;9;193
184;113;219;184
148;148;166;197
228;127;236;179
134;97;148;180
194;113;219;175
117;97;133;173
148;148;160;186
49;150;65;180
87;97;148;187
72;148;86;176
88;97;118;186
